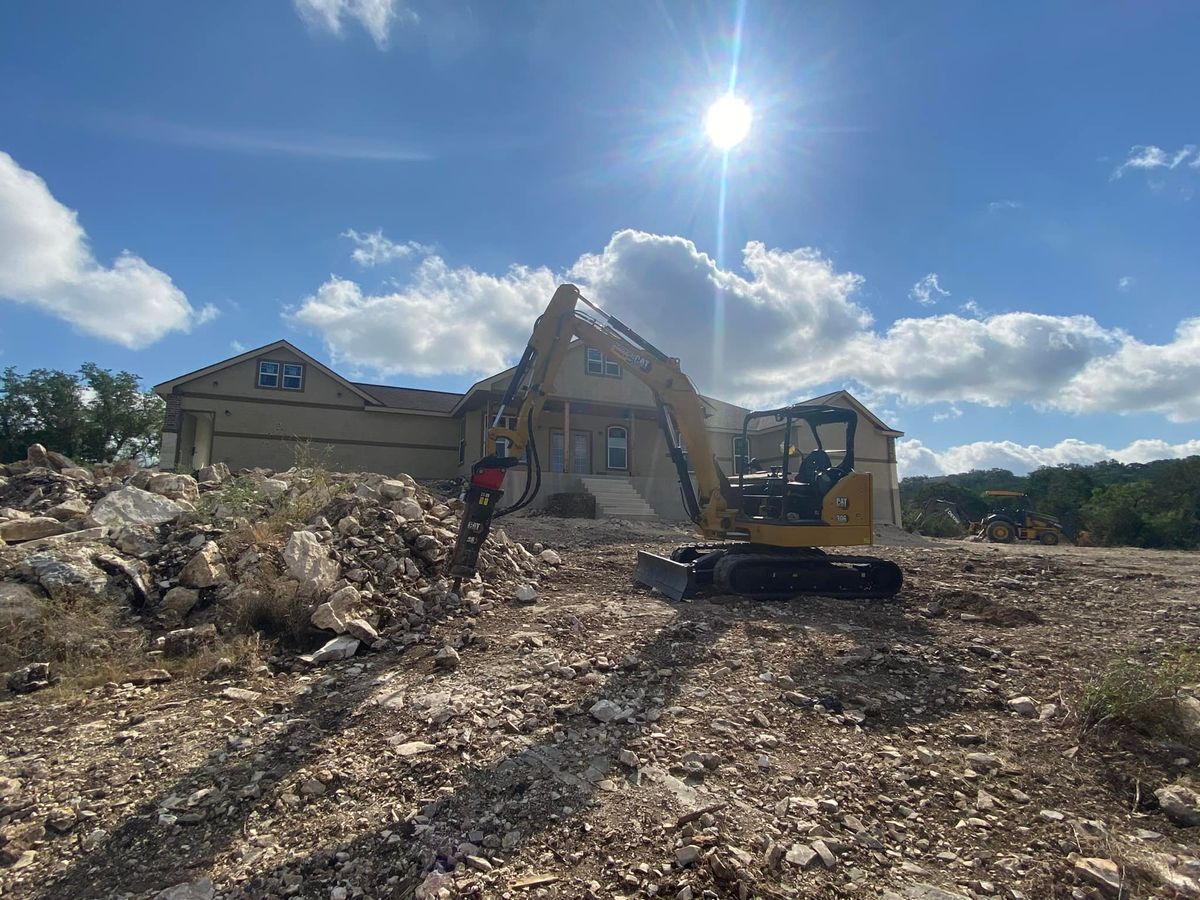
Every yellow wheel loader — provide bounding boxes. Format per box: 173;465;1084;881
447;284;902;602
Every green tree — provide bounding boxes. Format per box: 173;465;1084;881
0;364;163;464
1026;464;1095;538
78;363;164;462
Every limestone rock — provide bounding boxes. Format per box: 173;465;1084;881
89;487;184;527
379;479;414;500
159;586;200;623
390;739;436;757
0;516;67;543
46;498;91;521
344;617;379;642
19;549;109;604
1074;857;1124;896
164;624;218;657
7;662;54;693
283;531;339;597
514;584;538;604
434;645;460;669
589;699;622;722
540;549;562;566
1157;782;1200;826
392;498;424;521
178;541;229;588
25;443;50;469
0;582;44;623
147;472;200;501
196;463;230;484
310;584;366;633
153;878;215;900
785;843;817;868
302;635;360;664
1007;696;1038;717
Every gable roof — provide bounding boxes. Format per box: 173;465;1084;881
153;339;380;406
353;382;463;413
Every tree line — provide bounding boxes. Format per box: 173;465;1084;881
901;457;1200;549
0;365;164;464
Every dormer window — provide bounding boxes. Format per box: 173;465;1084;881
258;361;279;388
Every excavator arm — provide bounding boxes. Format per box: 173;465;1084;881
447;283;732;581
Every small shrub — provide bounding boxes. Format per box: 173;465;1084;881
188;475;268;523
230;588;311;647
1080;647;1200;737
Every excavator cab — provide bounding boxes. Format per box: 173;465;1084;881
731;404;856;524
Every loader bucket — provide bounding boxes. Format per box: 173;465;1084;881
633;550;696;601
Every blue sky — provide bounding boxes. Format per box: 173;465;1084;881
1;1;1198;475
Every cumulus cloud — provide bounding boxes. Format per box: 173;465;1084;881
293;0;415;48
1112;144;1196;179
289;257;557;377
898;436;1200;477
0;151;206;349
289;228;1200;421
909;273;949;306
343;229;431;266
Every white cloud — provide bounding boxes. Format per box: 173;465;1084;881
230;340;247;354
1117;276;1133;291
909;273;949;306
0;151;206;349
1112;144;1196;179
343;229;432;266
289;258;557;377
987;200;1023;213
931;406;962;422
293;0;415;48
290;228;1200;422
898;436;1200;477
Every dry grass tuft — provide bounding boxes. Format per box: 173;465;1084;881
1080;647;1200;738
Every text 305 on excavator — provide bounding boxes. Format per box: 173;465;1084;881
446;284;903;601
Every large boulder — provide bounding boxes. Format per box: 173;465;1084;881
310;584;368;633
0;517;68;543
282;531;339;597
46;498;91;521
17;549;110;605
26;444;51;469
158;586;199;624
196;463;230;485
0;583;45;623
89;487;184;527
147;473;199;502
178;541;229;588
392;498;424;522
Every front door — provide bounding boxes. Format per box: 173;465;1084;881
570;430;590;474
550;430;591;474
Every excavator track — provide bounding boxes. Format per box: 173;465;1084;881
634;544;902;601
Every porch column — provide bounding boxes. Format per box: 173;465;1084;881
628;409;635;476
564;400;572;474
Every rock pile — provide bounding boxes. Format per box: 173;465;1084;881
1;444;550;691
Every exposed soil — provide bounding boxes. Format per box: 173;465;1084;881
4;520;1200;899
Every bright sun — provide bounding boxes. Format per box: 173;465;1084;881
705;93;752;151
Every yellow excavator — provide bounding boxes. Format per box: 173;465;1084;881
447;284;902;601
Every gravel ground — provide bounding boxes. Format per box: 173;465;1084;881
4;519;1200;899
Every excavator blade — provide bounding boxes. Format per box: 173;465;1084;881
633;551;696;601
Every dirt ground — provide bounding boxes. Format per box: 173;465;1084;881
4;518;1200;899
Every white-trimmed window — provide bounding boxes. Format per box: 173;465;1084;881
607;426;628;470
586;347;621;377
282;363;304;390
257;361;279;388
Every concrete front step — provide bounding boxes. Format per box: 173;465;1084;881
579;477;659;520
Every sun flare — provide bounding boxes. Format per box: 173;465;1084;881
705;93;752;151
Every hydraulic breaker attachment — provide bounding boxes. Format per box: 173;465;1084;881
447;465;508;581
